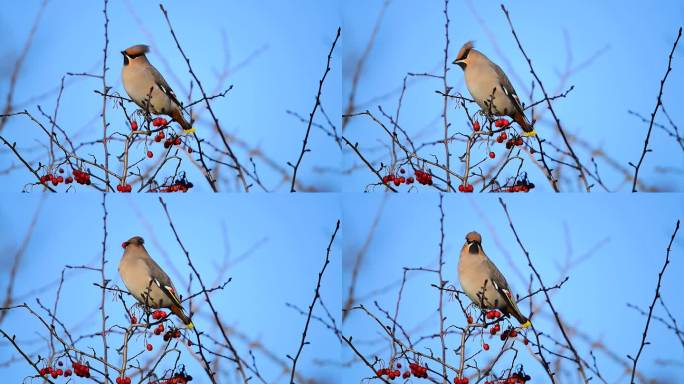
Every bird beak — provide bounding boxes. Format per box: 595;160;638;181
453;59;466;69
120;50;126;56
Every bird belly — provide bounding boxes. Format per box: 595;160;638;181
119;260;172;309
459;264;503;309
465;75;514;117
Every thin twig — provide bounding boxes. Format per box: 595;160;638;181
289;27;341;192
630;27;682;191
628;220;680;383
288;219;340;383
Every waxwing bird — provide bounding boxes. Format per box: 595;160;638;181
453;41;535;136
121;44;195;134
458;231;530;328
119;236;194;328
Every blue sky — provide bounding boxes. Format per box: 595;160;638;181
0;194;342;383
0;1;341;191
342;194;684;382
342;0;684;192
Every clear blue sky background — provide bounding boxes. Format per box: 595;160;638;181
0;1;341;191
343;0;684;192
342;194;684;382
0;194;342;383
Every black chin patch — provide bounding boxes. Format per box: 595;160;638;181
123;55;129;66
469;243;479;254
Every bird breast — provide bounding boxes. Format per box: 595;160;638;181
122;65;175;115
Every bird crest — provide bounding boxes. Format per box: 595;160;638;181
455;41;474;62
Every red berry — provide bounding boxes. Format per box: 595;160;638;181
467;315;473;324
473;121;480;131
64;369;72;377
458;184;465;192
130;121;138;130
117;184;123;192
147;151;153;158
174;137;181;145
65;176;73;184
131;315;137;324
406;177;414;184
147;343;153;351
154;135;162;143
483;343;490;351
58;168;64;174
500;132;507;140
187;147;193;153
403;371;410;378
489;151;495;159
465;184;474;193
523;338;529;345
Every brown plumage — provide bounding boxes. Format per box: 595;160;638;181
119;236;194;328
453;41;535;136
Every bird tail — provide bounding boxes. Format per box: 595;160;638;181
502;292;531;328
170;304;194;329
512;111;536;137
169;109;196;135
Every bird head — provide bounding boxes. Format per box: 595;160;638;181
464;231;482;254
122;236;145;249
452;41;474;70
121;44;150;66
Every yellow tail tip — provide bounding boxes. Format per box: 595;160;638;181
182;127;196;135
522;130;537;137
186;322;194;330
520;320;531;329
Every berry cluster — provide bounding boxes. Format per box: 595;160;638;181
504;136;524;150
72;169;92;185
498;174;536;193
485;310;502;319
494;119;510;128
458;183;474;193
72;362;91;378
408;362;429;379
153;323;165;336
152;117;169;127
382;168;433;187
152;310;168;320
151;368;193;384
163;136;183;149
39;364;71;379
414;170;433;185
484;369;531;384
163;327;183;342
454;377;469;384
116;377;132;384
40;173;65;186
117;183;133;193
40;168;90;187
376;362;429;380
154;175;194;193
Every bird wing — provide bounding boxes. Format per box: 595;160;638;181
483;256;526;318
482;257;514;301
492;63;526;117
142;256;183;308
148;66;184;110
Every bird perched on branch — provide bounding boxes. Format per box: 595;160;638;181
121;44;195;134
458;231;531;328
119;236;194;329
453;41;535;137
